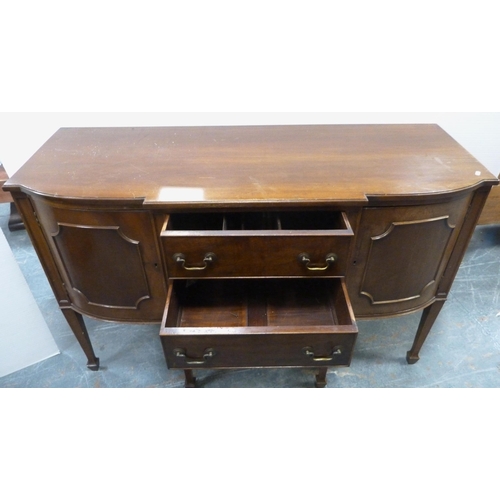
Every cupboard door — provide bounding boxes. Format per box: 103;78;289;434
347;194;472;318
30;196;166;322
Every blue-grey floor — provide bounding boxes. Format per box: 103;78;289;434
1;202;499;388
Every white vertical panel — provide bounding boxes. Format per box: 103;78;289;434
0;229;59;378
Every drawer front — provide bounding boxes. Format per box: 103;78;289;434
161;211;353;278
161;332;356;369
162;234;351;277
160;278;358;369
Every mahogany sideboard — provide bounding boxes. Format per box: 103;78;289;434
3;125;498;387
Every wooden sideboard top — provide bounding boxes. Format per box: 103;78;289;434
4;124;498;207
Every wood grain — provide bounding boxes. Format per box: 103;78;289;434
4;125;498;207
478;177;500;225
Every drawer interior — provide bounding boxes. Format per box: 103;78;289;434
162;278;357;332
163;211;352;233
278;211;349;231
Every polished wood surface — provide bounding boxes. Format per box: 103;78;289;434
348;193;472;317
5;125;496;206
2;125;498;385
27;194;166;322
478;178;500;225
161;210;353;278
160;279;357;368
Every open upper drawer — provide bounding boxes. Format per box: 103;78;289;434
160;278;358;369
160;211;354;278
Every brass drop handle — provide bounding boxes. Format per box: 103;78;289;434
173;348;216;365
173;252;217;271
298;253;337;271
303;346;342;362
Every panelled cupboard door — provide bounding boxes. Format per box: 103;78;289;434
347;193;473;318
29;195;166;322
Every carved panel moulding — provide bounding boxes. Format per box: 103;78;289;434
360;216;455;305
52;223;151;309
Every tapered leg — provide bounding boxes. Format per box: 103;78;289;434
183;369;196;388
406;299;446;364
61;307;100;370
315;368;328;388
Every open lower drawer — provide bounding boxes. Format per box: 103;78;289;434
160;278;358;369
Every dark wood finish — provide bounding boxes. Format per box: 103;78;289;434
160;279;357;367
406;299;446;364
315;368;328;388
60;307;100;370
3;125;498;386
478;177;500;225
161;278;357;387
8;203;24;231
348;193;472;318
27;194;167;322
0;164;24;231
3;125;497;206
161;211;353;278
183;369;197;388
0;164;11;203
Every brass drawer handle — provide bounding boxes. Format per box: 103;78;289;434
303;346;342;362
173;348;216;365
173;252;217;271
298;253;337;271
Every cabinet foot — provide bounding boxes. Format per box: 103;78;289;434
87;359;100;371
406;299;446;364
406;352;419;364
183;369;197;388
315;368;328;388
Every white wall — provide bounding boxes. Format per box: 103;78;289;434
1;112;499;177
